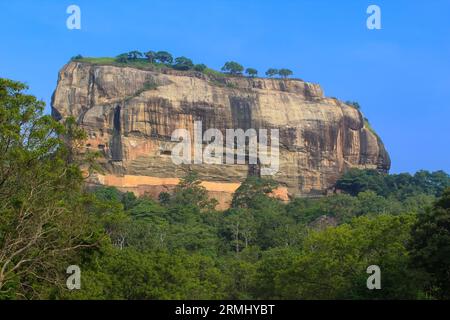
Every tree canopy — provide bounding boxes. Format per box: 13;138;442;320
155;51;173;64
278;68;293;78
172;56;194;71
245;68;258;77
409;188;450;299
221;61;244;75
144;51;156;63
127;51;143;60
265;68;279;77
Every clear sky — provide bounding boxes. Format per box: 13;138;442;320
0;0;449;173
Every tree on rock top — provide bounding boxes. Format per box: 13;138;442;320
245;68;258;78
128;51;143;60
155;51;173;65
173;56;194;71
221;61;244;75
265;68;279;78
279;69;293;78
145;51;157;63
116;53;129;63
193;64;207;72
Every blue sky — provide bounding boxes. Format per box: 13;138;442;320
0;0;449;173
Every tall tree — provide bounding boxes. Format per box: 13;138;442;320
278;69;293;78
265;68;279;78
173;56;194;71
409;188;450;299
0;79;100;298
223;208;256;253
171;171;217;212
144;50;157;63
221;61;244;75
245;68;258;78
155;51;173;64
232;176;278;209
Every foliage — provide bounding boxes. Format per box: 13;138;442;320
172;56;194;71
71;54;83;61
336;168;450;199
116;54;129;63
127;51;143;60
221;61;244;75
245;68;258;77
409;188;450;299
155;51;173;65
144;50;156;63
221;208;256;253
278;68;293;78
273;214;420;299
193;64;207;72
0;79;102;299
66;171;447;300
64;248;230;300
171;171;218;212
232;176;278;209
346;101;361;110
265;68;279;77
73;52;303;81
1;78;449;300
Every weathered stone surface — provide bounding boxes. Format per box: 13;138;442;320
52;61;390;208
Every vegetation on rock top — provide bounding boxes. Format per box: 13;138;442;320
71;50;294;80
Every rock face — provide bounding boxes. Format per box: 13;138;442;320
52;61;390;208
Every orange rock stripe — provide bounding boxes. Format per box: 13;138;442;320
96;174;241;193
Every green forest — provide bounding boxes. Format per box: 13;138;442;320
0;78;449;300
